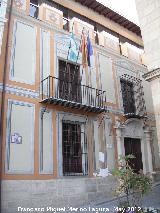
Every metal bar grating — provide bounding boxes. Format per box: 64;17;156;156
40;60;107;113
62;121;88;176
120;74;146;118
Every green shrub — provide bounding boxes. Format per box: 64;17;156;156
113;155;152;208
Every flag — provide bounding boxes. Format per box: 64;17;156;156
68;32;78;62
87;34;93;67
80;31;88;68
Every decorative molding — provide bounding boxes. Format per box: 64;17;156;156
5;99;35;174
104;115;112;136
143;68;160;82
107;106;123;115
124;119;145;138
146;114;155;122
0;0;8;23
7;7;70;36
55;34;82;64
6;8;147;73
114;59;137;72
143;125;152;134
56;34;70;60
45;8;62;27
114;59;146;74
10;19;36;85
56;112;87;177
13;0;26;11
114;62;148;114
0;0;7;55
0;83;39;99
114;119;125;129
114;117;153;174
40;29;50;80
39;108;53;174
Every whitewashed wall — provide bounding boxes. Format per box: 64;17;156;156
98;53;116;103
39;110;53;174
6;100;34;174
142;78;154;113
10;21;36;84
0;0;8;55
40;29;50;80
104;117;115;171
0;23;4;55
151;127;160;169
93;120;99;171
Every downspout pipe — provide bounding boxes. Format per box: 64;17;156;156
0;0;14;210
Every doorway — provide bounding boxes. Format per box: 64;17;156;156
124;137;143;173
58;60;82;103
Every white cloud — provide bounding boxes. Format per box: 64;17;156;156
96;0;139;25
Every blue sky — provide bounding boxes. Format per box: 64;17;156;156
96;0;139;25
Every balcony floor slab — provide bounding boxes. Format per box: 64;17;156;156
40;98;107;113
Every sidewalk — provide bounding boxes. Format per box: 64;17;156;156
67;182;160;213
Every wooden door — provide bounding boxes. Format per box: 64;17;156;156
124;137;143;173
59;60;82;102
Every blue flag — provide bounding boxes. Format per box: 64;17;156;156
87;34;93;67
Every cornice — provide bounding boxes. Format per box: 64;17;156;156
0;83;39;99
143;68;160;82
8;8;147;73
6;8;71;36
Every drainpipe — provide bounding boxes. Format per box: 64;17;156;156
0;0;14;210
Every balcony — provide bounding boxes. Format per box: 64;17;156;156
120;74;147;119
40;76;107;113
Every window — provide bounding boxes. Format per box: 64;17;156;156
120;79;136;114
58;60;82;103
29;0;39;19
62;121;88;176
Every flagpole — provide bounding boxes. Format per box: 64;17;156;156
87;30;91;87
75;27;85;85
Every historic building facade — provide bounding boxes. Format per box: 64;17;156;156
135;0;160;163
0;0;8;55
0;0;160;212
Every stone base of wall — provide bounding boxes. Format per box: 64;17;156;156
1;176;117;213
153;171;160;182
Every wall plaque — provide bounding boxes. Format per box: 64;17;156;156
11;133;22;144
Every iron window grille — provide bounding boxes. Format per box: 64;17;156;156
62;121;88;176
120;74;146;118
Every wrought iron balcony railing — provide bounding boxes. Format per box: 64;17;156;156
40;76;107;113
120;74;147;119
